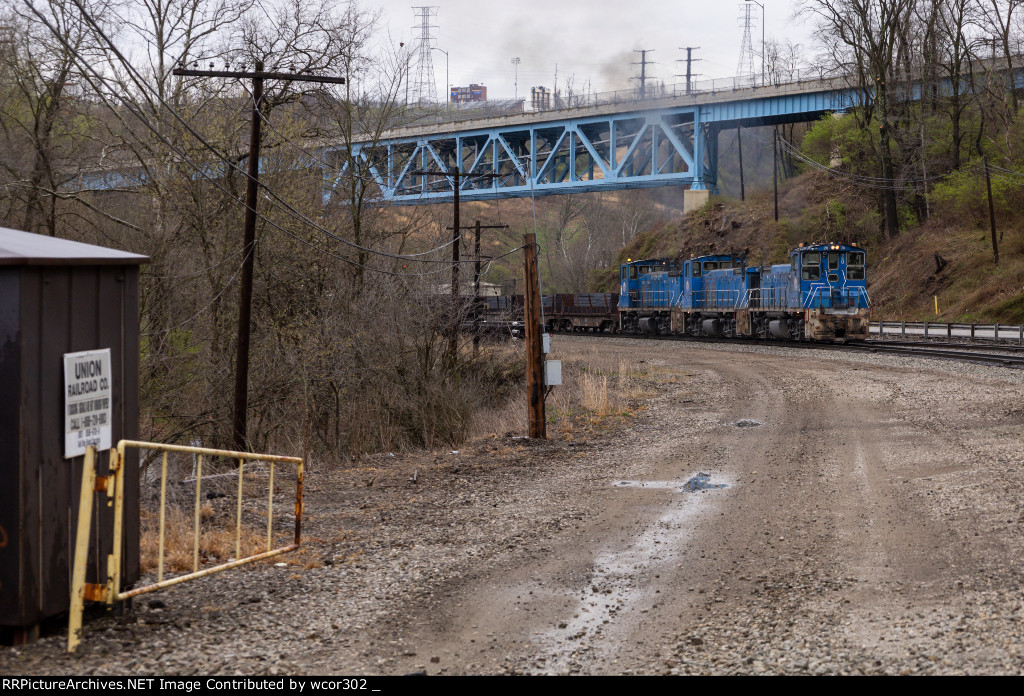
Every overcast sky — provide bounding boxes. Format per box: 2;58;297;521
367;0;816;100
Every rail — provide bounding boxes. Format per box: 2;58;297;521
871;320;1024;343
68;441;303;652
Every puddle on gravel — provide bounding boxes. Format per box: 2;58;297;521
612;480;681;489
613;475;728;492
683;472;728;491
533;472;731;672
735;419;762;428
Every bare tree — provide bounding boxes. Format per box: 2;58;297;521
0;1;109;236
801;0;916;237
973;0;1023;114
936;0;980;169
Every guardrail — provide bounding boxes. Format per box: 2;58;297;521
871;321;1024;343
68;441;303;652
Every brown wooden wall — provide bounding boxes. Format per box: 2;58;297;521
0;264;140;629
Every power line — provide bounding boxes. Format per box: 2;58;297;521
62;0;470;266
739;125;970;190
24;1;471;280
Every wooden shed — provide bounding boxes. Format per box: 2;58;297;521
0;227;147;642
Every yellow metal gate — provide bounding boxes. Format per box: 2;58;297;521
68;440;303;652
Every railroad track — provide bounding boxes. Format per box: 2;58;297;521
859;339;1024;353
846;341;1024;369
546;330;1024;369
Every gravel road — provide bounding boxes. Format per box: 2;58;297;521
3;336;1023;675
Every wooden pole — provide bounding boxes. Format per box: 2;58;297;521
523;233;545;438
448;166;461;362
983;158;999;266
443;220;508;357
473;219;482;356
232;61;264;452
171;64;345;452
737;126;745;202
773;127;779;222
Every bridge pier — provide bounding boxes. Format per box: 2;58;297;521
683;188;710;214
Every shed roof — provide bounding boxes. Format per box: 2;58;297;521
0;227;149;266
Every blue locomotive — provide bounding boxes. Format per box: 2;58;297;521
618;243;870;342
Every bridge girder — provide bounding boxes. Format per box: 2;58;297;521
324;86;860;205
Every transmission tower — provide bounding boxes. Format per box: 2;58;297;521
737;3;757;84
675;46;702;94
411;6;438;104
632;49;655;100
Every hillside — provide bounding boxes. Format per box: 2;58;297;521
594;171;1024;324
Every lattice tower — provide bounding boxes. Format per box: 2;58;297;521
737;3;757;82
411;6;438;103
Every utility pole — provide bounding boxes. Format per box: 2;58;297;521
411;168;500;363
983;158;999;266
633;49;654;99
433;46;449;106
737;127;745;201
523;233;545;439
773;127;779;222
745;0;766;86
675;46;701;94
172;62;345;452
553;63;559;107
447;221;510;354
511;56;521;101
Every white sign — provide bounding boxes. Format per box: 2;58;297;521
63;348;113;459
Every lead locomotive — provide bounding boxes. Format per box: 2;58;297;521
616;243;870;342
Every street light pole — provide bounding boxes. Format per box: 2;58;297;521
746;0;765;87
511;56;520;101
434;46;449;106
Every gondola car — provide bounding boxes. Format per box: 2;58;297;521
543;293;619;333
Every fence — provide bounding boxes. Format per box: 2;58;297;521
68;441;303;652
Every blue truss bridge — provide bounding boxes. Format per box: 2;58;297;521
74;60;1021;207
329;74;862;207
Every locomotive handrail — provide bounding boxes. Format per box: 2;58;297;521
740;287;788;311
638;289;672;307
802;284;868;310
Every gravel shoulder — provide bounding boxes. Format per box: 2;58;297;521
2;336;1023;675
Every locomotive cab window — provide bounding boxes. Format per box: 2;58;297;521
801;251;821;281
828;252;839;270
848;251;865;280
630;266;638;279
692;263;702;278
703;261;718;273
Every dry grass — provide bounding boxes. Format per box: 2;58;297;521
466;339;682;442
139;506;281;574
867;219;1024;322
139;468;299;576
580;373;611;416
